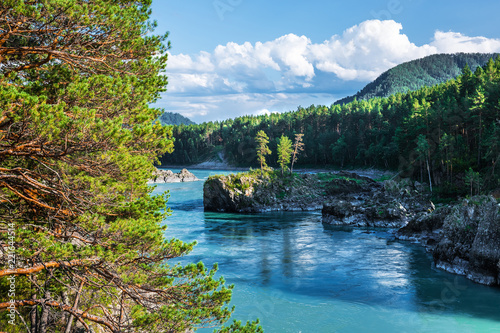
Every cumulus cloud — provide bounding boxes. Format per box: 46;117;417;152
310;20;436;81
166;20;500;93
430;31;500;54
168;51;215;72
161;20;500;121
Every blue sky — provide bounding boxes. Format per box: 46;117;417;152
151;0;500;123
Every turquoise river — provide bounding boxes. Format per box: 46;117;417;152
152;169;500;333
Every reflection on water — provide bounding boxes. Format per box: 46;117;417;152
202;212;415;304
153;169;500;333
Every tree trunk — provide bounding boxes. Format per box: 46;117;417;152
420;161;423;183
31;305;38;333
31;291;38;333
65;281;84;333
38;305;49;333
478;112;482;168
426;159;433;193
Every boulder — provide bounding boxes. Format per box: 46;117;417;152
398;205;451;235
150;168;199;183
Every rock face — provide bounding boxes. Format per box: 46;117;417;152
203;174;258;212
203;172;328;213
432;196;500;286
150;168;199;183
322;198;409;228
322;178;433;228
203;171;433;218
395;206;451;251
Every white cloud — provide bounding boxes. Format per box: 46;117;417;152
310;20;436;81
161;20;500;121
430;31;500;54
167;73;246;94
168;52;215;72
267;34;315;80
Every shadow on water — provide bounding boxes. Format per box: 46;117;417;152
203;211;315;235
200;211;500;324
167;199;204;212
404;240;500;322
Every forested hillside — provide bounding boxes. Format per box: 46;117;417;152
335;53;498;105
161;57;500;197
157;111;195;125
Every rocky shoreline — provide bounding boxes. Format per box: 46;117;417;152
203;171;500;287
150;168;199;183
396;196;500;286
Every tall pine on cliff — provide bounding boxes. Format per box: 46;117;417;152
0;1;260;332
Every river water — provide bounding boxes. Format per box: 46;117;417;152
152;169;500;333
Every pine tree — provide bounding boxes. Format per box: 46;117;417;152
290;133;305;173
277;135;293;175
255;130;271;174
0;2;260;332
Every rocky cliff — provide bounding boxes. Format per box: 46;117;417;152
433;197;499;285
203;171;383;213
203;171;327;213
203;174;259;212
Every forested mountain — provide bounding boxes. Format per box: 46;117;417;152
161;56;500;197
335;53;498;105
157;111;195;125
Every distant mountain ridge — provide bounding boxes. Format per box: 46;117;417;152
157;112;195;126
335;53;499;105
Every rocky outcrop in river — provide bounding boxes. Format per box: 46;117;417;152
203;171;326;213
150;168;199;183
322;178;434;228
203;174;258;212
204;171;432;217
